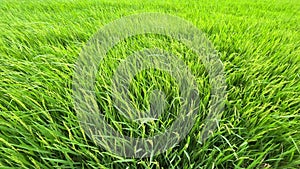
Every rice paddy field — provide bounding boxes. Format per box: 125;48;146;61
1;0;300;168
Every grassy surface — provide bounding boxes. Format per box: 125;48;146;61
1;0;300;168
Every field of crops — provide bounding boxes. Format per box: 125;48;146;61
1;0;300;168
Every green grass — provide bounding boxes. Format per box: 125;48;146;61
0;0;300;168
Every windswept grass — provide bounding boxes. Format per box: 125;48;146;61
0;0;300;168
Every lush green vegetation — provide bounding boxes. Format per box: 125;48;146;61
0;0;299;168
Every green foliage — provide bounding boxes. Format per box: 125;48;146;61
0;0;299;168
